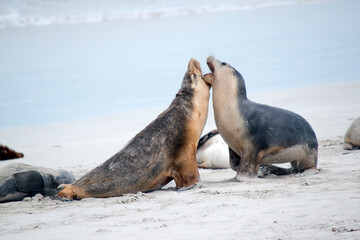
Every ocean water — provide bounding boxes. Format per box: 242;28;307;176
0;0;359;127
0;0;336;28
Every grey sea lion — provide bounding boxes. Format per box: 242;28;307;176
344;117;360;149
58;58;211;200
196;130;230;169
0;163;75;203
203;56;318;181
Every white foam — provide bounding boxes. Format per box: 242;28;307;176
0;0;340;28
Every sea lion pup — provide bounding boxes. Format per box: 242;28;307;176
196;130;230;169
58;59;210;199
344;117;360;150
203;56;318;181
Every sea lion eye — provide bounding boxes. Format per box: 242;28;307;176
222;62;226;66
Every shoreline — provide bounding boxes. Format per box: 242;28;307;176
1;0;359;128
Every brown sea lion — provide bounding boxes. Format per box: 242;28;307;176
0;145;24;160
344;117;360;150
203;56;318;181
58;58;210;199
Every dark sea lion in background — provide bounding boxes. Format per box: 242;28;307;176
203;56;318;181
0;163;75;203
344;117;360;150
0;145;24;160
196;130;230;169
58;58;211;200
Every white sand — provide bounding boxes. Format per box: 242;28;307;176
0;81;359;240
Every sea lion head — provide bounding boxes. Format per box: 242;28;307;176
204;56;247;98
178;58;211;96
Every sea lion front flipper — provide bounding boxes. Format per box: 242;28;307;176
171;161;200;190
13;170;44;193
57;184;77;200
343;142;357;150
177;181;202;191
229;147;241;172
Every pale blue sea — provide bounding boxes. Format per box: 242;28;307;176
0;0;359;127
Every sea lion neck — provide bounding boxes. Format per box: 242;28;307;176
212;72;248;102
234;70;247;100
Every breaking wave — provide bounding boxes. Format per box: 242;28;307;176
0;0;339;28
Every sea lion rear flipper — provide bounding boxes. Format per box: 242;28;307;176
258;164;319;177
13;170;44;193
258;164;293;177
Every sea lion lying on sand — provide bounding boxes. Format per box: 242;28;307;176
0;163;75;203
344;117;360;150
58;58;210;200
203;56;318;181
196;130;230;169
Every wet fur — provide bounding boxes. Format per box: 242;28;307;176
58;59;210;199
206;57;318;180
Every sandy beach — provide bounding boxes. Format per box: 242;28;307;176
1;81;359;240
1;0;360;239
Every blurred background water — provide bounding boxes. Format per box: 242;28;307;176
0;0;336;28
0;0;359;127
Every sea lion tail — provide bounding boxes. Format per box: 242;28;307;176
57;184;77;200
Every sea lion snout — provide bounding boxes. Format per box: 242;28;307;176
206;56;230;72
202;73;214;85
205;56;232;86
188;58;202;75
207;56;224;73
203;57;218;85
181;58;211;93
207;56;216;73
